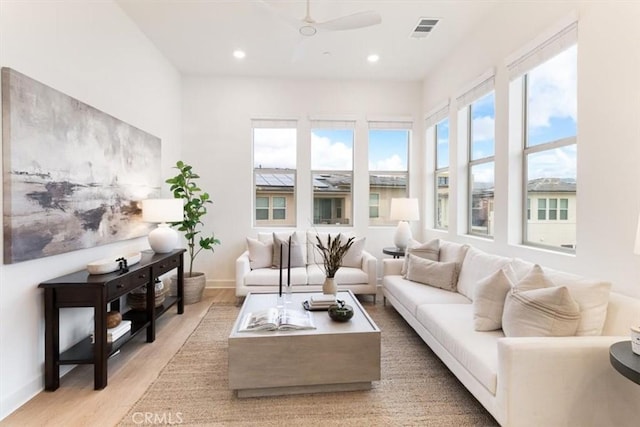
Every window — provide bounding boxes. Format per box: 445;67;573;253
311;122;354;226
508;20;577;251
434;118;450;230
460;82;495;237
368;121;411;226
253;120;297;226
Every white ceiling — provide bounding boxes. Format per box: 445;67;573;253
117;0;500;82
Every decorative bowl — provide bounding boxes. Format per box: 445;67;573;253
106;311;122;329
87;252;142;275
328;300;354;322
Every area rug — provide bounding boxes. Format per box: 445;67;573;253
119;301;498;426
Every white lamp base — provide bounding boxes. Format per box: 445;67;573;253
394;221;412;250
148;223;178;253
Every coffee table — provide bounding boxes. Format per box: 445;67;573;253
228;290;381;397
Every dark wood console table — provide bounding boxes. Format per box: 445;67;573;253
38;249;185;390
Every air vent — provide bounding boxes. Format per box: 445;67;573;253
411;18;440;39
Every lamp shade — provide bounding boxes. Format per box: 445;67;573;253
389;198;420;221
142;199;183;223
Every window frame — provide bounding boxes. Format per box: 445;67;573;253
434;118;450;230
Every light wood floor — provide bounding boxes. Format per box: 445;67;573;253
1;288;236;427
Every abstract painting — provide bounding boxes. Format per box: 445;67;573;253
2;68;161;264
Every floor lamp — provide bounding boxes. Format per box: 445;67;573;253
389;198;419;250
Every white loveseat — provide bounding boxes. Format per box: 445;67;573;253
382;239;640;427
236;231;377;302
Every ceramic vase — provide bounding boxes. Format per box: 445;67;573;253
323;277;338;295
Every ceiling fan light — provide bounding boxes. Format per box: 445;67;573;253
233;50;246;59
367;54;380;63
299;25;317;36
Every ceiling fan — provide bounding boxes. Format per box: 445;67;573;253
261;0;382;37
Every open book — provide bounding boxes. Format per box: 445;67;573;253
239;307;316;332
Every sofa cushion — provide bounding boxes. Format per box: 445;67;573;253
383;276;470;317
246;237;273;269
405;255;458;292
307;264;368;285
342;236;366;268
244;266;308;286
416;304;502;395
259;231;307;264
438;240;470;285
273;233;305;268
457;246;512;300
306;231;355;265
502;286;581;337
401;238;439;275
473;268;513;331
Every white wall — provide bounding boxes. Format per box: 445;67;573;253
421;1;640;298
181;77;423;285
0;1;181;420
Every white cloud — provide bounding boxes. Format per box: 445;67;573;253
528;145;577;179
472;116;495;142
370;154;404;171
311;133;352;170
253;128;296;169
528;45;577;130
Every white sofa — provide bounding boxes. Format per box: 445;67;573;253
236;231;377;302
382;239;640;427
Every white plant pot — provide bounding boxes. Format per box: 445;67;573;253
323;277;338;295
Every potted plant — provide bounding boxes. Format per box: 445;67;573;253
315;233;354;295
166;160;220;304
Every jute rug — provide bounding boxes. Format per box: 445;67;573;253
119;301;498;426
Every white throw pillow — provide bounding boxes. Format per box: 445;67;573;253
246;237;273;269
401;238;439;276
404;254;457;292
456;246;512;300
515;264;553;291
502;286;581;337
272;233;305;268
472;268;514;331
341;236;365;268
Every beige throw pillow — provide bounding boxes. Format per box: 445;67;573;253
246;237;273;269
341;236;365;268
401;239;439;276
405;254;457;292
272;233;305;268
516;264;553;291
472;268;513;331
502;286;581;337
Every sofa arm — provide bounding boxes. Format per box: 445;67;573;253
235;250;251;290
382;258;404;276
361;250;377;288
497;336;640;427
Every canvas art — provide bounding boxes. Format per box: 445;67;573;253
2;68;161;264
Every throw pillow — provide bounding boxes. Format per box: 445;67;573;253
515;264;553;292
404;254;457;292
272;233;305;268
401;238;439;276
246;237;273;269
472;268;514;331
502;286;581;337
341;236;366;268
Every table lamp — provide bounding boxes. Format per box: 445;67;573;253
142;198;184;253
389;198;419;250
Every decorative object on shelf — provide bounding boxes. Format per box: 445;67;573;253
389;198;420;250
328;300;354;322
106;311;122;329
1;68;160;264
631;326;640;355
127;279;167;310
166;161;221;304
87;252;141;275
142;198;184;253
315;233;354;295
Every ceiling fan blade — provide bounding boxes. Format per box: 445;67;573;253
256;0;302;30
316;11;381;32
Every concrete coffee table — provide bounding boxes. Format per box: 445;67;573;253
228;290;381;397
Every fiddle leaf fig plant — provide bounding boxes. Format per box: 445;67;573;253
166;160;220;276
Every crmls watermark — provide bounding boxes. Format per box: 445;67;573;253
131;412;184;425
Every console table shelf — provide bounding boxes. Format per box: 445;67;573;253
39;249;185;390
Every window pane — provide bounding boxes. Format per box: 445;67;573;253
256;197;269;208
526;146;577;248
312;173;352;225
526;45;577;147
435;170;449;229
369;174;407;225
436;119;450;169
254;128;296;168
311;129;353;170
369;129;408;171
470;92;495;160
470;162;494;236
273;197;285;208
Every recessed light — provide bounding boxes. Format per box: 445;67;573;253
367;54;380;63
233;50;246;59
